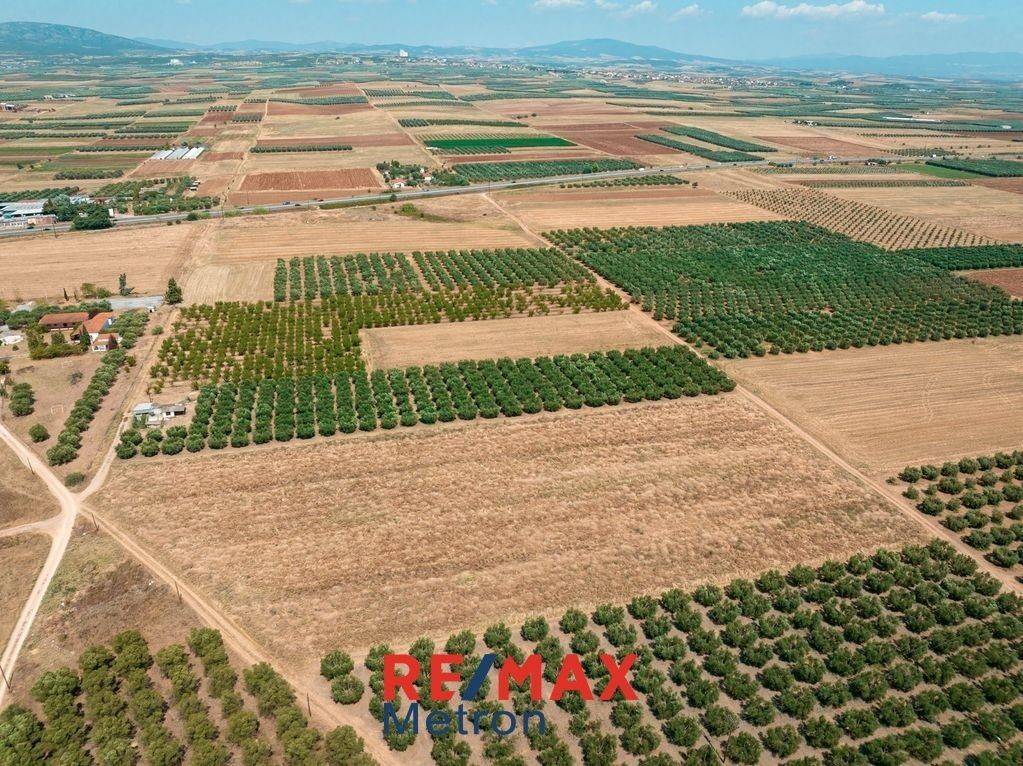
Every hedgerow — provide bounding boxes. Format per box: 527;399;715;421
128;346;733;458
894;451;1023;577
250;144;353;153
47;349;128;466
335;541;1023;764
547;221;1023;358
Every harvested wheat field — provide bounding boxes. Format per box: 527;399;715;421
497;187;785;230
207;207;535;263
0;535;50;650
95;395;924;661
362;310;665;369
0;441;57;529
973;177;1023;196
725;187;997;249
725;335;1023;476
962;267;1023;297
181;262;277;303
755;135;888;156
0;221;207;301
826;184;1023;243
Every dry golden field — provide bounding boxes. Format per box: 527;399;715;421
0;441;57;528
826;184;1023;243
0;221;209;302
495;186;786;230
725;335;1023;476
95;395;925;662
0;535;50;651
725;187;997;249
361;310;666;368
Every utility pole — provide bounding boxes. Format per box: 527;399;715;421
0;661;11;691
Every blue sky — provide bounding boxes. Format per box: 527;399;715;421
3;1;1021;59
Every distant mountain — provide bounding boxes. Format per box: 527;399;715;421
763;51;1023;81
130;36;725;64
0;21;167;56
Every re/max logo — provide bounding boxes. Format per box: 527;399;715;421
382;652;636;738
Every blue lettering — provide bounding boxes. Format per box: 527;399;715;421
383;702;419;735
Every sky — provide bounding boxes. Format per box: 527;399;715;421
2;0;1021;59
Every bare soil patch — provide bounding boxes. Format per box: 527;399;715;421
200;151;244;161
238;168;378;191
361;310;665;369
962;267;1023;297
0;534;50;651
256;133;412;148
555;129;679;156
265;102;372;117
973;178;1023;196
725;335;1023;476
754;135;888;156
95;395;924;660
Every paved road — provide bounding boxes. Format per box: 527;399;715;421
0;156;885;239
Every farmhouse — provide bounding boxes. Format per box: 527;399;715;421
0;102;23;112
38;312;87;331
82;311;115;341
132;402;187;426
91;333;118;352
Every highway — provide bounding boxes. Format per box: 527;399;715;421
0;156;882;239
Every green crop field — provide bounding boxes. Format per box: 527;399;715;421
903;245;1023;271
424;135;575;152
546;221;1023;358
925;158;1023;177
452;158;640;182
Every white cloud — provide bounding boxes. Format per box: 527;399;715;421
671;3;703;19
533;0;585;8
741;1;885;20
620;0;657;17
594;0;621;8
920;10;967;23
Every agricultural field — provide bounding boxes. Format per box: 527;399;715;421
964;268;1023;297
0;440;57;529
927;157;1023;177
95;394;924;659
894;452;1023;576
725;188;996;250
823;185;1023;244
723;335;1023;475
0;535;50;650
547;221;1023;359
360;311;669;369
451;159;639;182
493;186;785;231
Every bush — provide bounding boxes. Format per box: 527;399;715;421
28;423;50;442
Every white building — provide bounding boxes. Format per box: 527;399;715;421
0;200;46;219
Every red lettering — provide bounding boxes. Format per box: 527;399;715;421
383;654;420;701
600;653;637;701
430;654;463;702
550;655;594;701
498;654;543;701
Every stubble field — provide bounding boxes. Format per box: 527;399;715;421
725;335;1023;476
360;310;667;369
95;395;925;665
0;441;58;529
0;534;50;651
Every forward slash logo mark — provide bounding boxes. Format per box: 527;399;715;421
462;653;497;701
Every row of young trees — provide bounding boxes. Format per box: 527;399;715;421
129;346;733;458
47;349;128;466
274;253;422;302
338;541;1023;764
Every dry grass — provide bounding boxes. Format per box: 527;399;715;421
0;219;207;302
361;310;665;368
0;440;58;528
725;187;997;250
238;169;378;191
206;207;535;263
754;135;889;156
95;395;924;662
0;534;50;651
724;335;1023;476
826;185;1023;243
496;187;785;231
